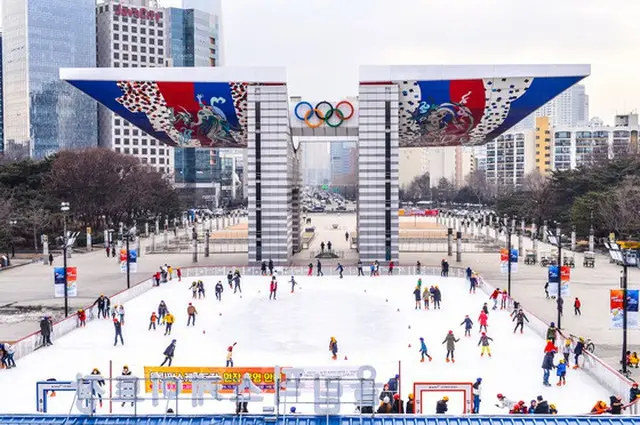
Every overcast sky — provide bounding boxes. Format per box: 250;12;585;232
5;0;640;123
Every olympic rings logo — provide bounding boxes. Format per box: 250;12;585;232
294;100;355;128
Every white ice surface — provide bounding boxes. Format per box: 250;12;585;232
0;275;609;415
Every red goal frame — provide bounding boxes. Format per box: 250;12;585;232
413;381;473;414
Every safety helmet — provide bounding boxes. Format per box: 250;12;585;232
559;359;565;363
550;322;555;327
290;407;296;413
565;339;571;345
408;393;414;399
393;393;400;400
123;365;129;369
497;393;504;399
443;396;449;401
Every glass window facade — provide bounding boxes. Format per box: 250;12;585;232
3;0;97;159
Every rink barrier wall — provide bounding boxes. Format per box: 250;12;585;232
475;272;636;413
0;415;640;425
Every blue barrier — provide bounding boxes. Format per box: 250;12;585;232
0;416;636;425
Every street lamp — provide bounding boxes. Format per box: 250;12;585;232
122;226;137;290
500;215;514;297
8;219;17;262
546;228;563;330
606;241;637;375
60;202;70;317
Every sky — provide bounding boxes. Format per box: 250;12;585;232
2;0;639;123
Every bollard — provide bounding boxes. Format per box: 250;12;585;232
145;222;149;238
531;222;537;240
571;226;576;252
155;219;160;235
589;226;595;252
193;238;198;263
216;216;220;230
485;224;490;239
489;214;494;227
447;228;453;257
152;233;156;252
542;221;548;243
164;231;168;249
205;230;210;257
533;238;539;263
456;231;462;263
518;232;523;256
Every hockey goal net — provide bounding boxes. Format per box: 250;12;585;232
413;382;473;414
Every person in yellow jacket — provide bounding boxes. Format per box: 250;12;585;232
164;312;175;336
167;266;173;280
329;337;338;360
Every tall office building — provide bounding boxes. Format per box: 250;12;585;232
3;0;98;159
301;142;330;186
399;148;428;189
330;141;357;186
96;0;172;173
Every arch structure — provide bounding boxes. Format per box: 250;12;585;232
60;64;590;265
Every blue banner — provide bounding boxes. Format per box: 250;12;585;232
548;265;560;283
54;267;66;285
510;248;519;263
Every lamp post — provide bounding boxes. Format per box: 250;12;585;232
546;228;563;330
8;219;17;264
123;227;136;290
501;216;513;297
60;202;70;317
606;242;637;375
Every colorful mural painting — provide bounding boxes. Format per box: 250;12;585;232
65;80;249;148
397;76;584;147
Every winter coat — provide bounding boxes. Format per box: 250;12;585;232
542;351;555;370
562;343;571;355
387;378;399;392
496;397;516;410
379;390;394;402
546;326;557;340
420;340;427;352
544;340;557;353
461;318;473;330
629;387;640;402
158;303;167;315
164;342;176;357
406;399;415;414
574;299;581;308
150;313;157;323
187;305;197;315
490;289;500;300
556;362;567;376
442;334;459;351
422;289;430;301
436;400;448;414
391;399;404;413
336;265;344;272
78;310;86;321
377;403;392;414
574;341;584;355
329;340;338;354
233;275;241;284
478;335;493;346
40;318;52;336
534;400;550;414
227;273;233;282
270;281;277;291
113;319;122;333
165;314;175;324
478;312;488;326
413;288;421;301
482;305;489;315
513;312;529;324
610;399;623;415
472;382;481;397
466;267;472;277
95;296;107;308
215;283;223;293
433;288;442;302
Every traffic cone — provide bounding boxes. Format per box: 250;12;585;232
408;343;412;348
408;325;411;329
202;330;206;334
344;356;348;360
397;308;400;312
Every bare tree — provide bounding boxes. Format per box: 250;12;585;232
598;176;640;239
21;200;52;250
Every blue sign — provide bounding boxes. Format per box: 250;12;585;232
510;248;518;263
54;267;66;285
628;290;639;313
548;265;560;283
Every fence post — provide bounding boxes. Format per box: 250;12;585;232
447;228;453;257
456;231;462;263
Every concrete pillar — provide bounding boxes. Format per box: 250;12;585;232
489;214;493;227
485;224;490;239
164;231;168;248
119;222;124;236
86;230;92;251
521;219;526;235
518;232;524;256
145;222;149;238
456;231;462;263
151;233;156;252
447;228;453;257
542;221;548;243
511;218;516;234
589;226;595;252
216;216;220;230
155;218;160;235
42;235;49;256
205;230;210;257
571;225;576;252
533;238;539;263
531;222;537;240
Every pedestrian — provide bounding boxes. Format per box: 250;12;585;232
149;312;157;330
556;358;567;386
2;343;15;368
436;396;449;414
158;300;168;323
572;337;585;369
40;316;53;346
233;270;242;293
574;297;581;315
460;315;473;336
416;260;421;274
534;395;550;413
500;290;508;310
113;316;124;346
413;286;422;310
422;287;430;310
268;259;274;275
215;281;224;301
478;332;493;357
118;304;125;325
176;267;182;282
418;337;432;362
406;393;415;414
226;342;237;366
197;280;205;298
544;282;549;299
546;322;557;343
329;336;338;360
345;231;349;241
469;273;478;294
160;340;176;366
320;241;325;253
388;261;394;275
489;288;500;310
187;303;197;326
478;310;489;333
392;393;404;413
562;339;571;365
77;309;86;327
512;309;529;334
227;270;233;289
269;277;278;300
307;262;313;276
336;263;344;279
94;294;109;319
290;275;297;293
433;286;442;309
261;261;267;276
357;260;364;276
316;260;323;276
48;253;54;266
542;349;555;386
557;297;564;316
472;378;482;413
164;312;175;336
442;330;459;363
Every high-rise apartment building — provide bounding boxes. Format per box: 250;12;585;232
535;84;589;127
301;142;330;186
3;0;98;159
96;0;172;174
485;130;536;188
399;148;428;189
330;141;357;186
534;116;552;175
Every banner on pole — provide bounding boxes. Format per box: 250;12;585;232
548;265;570;297
120;248;138;273
54;267;78;297
500;248;518;273
610;289;640;329
143;366;281;393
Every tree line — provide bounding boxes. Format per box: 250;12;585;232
0;148;180;253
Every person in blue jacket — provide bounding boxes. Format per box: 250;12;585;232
556;358;567;386
387;374;399;393
418;337;432;362
460;315;474;337
573;337;585;369
336;263;344;279
466;266;472;280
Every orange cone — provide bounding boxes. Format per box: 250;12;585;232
344;356;348;360
408;344;412;348
202;330;206;334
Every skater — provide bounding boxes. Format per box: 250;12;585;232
329;336;338;360
158;300;168;323
469;273;478;294
226;342;237;366
40;316;53;346
90;368;105;408
512;309;529;333
416;260;421;274
542;349;556;386
186;303;197;326
416;278;422;291
120;365;134;407
113;316;124;346
460;315;473;337
77;309;86;327
160;340;176;366
1;343;15;368
433;286;442;309
94;294;110;319
440;259;449;277
377;396;392;414
629;382;640;402
149;312;157;330
227;270;234;289
609;396;623;414
391;393;404;413
556;358;567;386
413;286;422;309
336;263;344;279
495;394;516;411
478;310;489;333
316;260;323;276
176;267;182;282
418;337;432;362
436;396;449;414
534;395;550;414
442;330;459;363
406;393;415;414
478;332;493;357
357;260;364;276
269;276;278;300
546;322;558;343
573;337;585;369
482;302;489;315
197;280;205;298
472;378;482;413
190;281;198;298
574;297;582;315
388;260;394;275
544;338;557;353
307;262;313;276
369;262;375;277
562;339;571;364
233;271;242;294
379;383;393;403
500;290;508;310
422;287;430;310
215;281;224;301
466;266;472;281
261;261;267;276
290;275;297;293
387;374;399;393
118;304;125;325
544;282;550;299
164;312;175;336
489;288;500;310
268;259;274;275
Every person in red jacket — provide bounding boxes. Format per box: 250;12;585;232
544;339;557;353
176;267;182;282
77;309;87;327
388;261;394;275
574;297;581;315
478;310;489;332
489;288;501;310
269;277;278;300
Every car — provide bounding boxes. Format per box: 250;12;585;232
336;205;347;211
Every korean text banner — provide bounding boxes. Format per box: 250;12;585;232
144;366;283;393
54;266;78;297
610;289;640;329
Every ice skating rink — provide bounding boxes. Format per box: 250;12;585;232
1;274;609;414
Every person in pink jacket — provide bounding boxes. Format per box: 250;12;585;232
478;310;489;333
